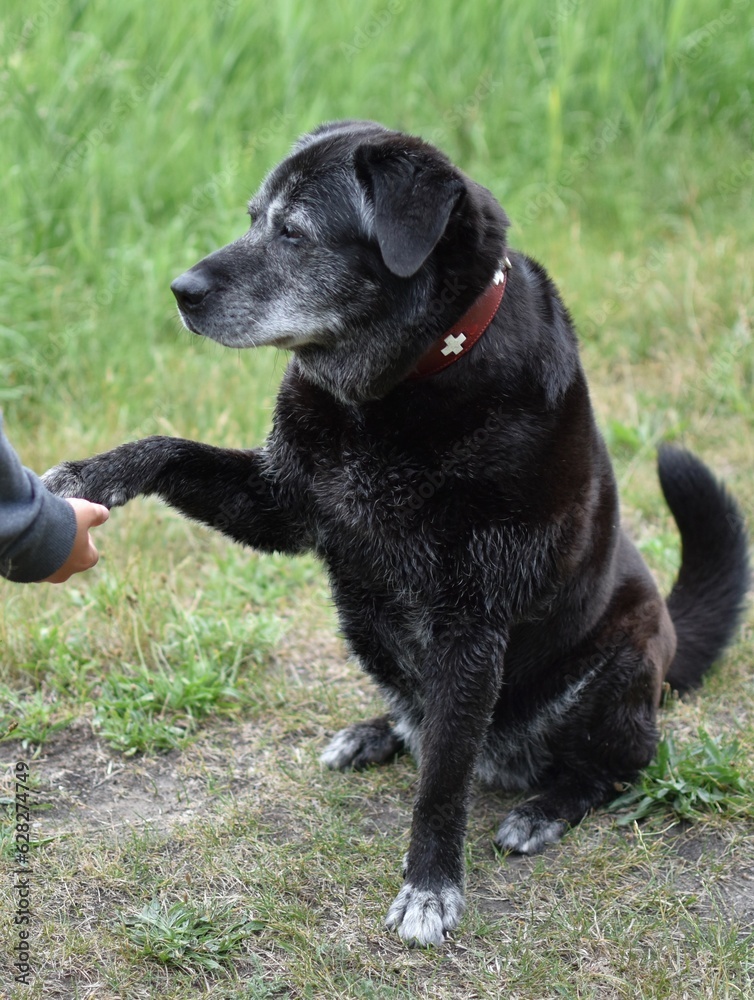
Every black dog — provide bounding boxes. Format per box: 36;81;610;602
43;120;749;946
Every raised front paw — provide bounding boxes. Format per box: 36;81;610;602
42;459;131;509
494;802;567;855
385;881;465;947
320;716;403;771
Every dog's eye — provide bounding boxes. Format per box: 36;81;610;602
280;224;305;241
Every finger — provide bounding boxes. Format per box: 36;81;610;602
87;504;110;527
66;498;110;525
83;538;100;570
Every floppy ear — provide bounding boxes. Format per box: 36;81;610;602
354;143;464;278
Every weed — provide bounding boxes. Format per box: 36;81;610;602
0;685;73;747
121;896;264;972
610;728;754;826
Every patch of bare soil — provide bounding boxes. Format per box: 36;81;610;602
670;824;754;930
1;616;350;839
2;717;247;837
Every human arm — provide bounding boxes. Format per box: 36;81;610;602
0;415;107;583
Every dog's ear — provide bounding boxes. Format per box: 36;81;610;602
354;143;464;278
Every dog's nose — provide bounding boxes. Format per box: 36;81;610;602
170;268;212;308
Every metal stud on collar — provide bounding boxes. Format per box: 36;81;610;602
493;257;512;286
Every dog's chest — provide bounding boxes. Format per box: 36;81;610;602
309;443;433;580
277;396;421;520
272;403;452;594
312;446;410;525
269;378;520;605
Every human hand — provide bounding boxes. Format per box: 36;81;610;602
44;499;110;583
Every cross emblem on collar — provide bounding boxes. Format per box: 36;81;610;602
441;332;467;356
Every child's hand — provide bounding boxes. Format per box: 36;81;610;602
44;499;110;583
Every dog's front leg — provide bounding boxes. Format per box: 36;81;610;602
385;628;505;947
43;436;308;553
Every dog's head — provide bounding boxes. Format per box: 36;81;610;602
171;120;509;401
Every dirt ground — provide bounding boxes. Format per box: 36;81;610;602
5;708;753;932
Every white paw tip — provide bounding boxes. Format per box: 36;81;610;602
319;728;360;770
385;882;464;947
494;813;566;855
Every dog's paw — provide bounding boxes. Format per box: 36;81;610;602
320;717;402;771
42;461;129;508
42;462;87;500
385;882;464;947
494;804;567;855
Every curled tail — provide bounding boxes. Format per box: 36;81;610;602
658;446;750;693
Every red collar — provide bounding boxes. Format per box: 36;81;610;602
407;258;511;380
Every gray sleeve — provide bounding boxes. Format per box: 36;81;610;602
0;415;77;583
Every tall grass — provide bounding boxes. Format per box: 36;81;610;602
1;0;752;433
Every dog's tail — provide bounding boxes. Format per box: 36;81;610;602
658;445;750;693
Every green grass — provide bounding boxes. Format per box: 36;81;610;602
610;728;754;826
121;897;265;973
0;1;753;997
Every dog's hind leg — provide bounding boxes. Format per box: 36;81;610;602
494;774;618;854
321;715;406;770
493;618;666;855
